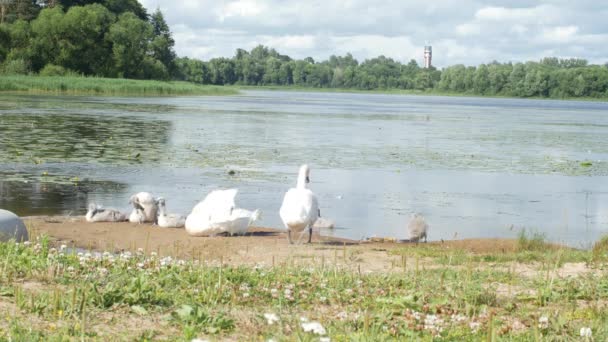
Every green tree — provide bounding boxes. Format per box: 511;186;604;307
58;4;114;75
149;8;175;77
106;12;153;78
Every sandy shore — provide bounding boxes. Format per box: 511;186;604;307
22;215;534;273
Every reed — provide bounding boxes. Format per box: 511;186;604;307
0;75;238;96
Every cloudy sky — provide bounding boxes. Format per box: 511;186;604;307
139;0;608;67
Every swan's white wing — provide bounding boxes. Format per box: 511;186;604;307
192;189;237;216
135;192;155;205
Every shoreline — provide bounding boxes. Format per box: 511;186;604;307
23;215;575;272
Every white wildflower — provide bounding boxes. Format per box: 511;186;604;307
336;311;348;320
137;248;144;255
264;313;280;325
242;293;250;298
451;314;467;323
23;241;31;246
301;321;326;335
469;321;481;333
320;337;331;342
538;316;549;329
190;339;209;342
60;244;67;251
137;262;145;269
580;327;592;338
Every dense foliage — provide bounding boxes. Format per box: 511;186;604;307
177;47;608;99
1;1;608;98
0;0;175;79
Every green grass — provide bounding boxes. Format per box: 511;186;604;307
0;237;606;340
0;75;238;96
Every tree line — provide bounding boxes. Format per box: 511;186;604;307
1;1;608;99
176;47;608;99
0;0;176;79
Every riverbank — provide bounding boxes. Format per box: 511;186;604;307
0;75;238;96
235;85;608;102
0;216;605;340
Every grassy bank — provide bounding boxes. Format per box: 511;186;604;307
1;231;607;341
235;85;608;102
0;75;238;96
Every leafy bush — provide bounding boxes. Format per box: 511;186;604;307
517;229;547;252
39;64;69;76
1;58;30;75
592;235;608;261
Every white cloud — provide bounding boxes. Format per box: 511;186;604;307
541;25;579;43
216;0;267;22
139;0;608;67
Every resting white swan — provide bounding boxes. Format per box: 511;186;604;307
85;203;127;222
156;197;186;228
185;189;237;236
407;213;428;243
222;208;261;236
279;164;319;244
129;192;157;223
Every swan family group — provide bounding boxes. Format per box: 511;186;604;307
86;164;428;243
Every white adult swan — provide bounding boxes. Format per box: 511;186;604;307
279;164;319;244
185;189;237;236
156;197;186;228
406;213;428;243
129;192;157;223
221;208;261;236
85;203;127;222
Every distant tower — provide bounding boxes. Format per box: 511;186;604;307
424;45;432;68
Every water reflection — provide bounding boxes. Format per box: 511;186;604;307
0;113;171;164
0;172;127;216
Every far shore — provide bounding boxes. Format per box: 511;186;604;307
2;75;608;102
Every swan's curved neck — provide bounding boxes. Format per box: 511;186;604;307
296;168;307;189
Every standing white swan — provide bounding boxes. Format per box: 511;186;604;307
85;203;127;222
185;189;237;236
129;192;157;223
156;198;186;228
279;164;319;244
406;213;428;243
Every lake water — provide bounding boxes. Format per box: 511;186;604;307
1;91;608;247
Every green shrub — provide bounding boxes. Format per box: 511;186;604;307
592;235;608;261
517;229;547;252
39;64;69;76
1;58;30;75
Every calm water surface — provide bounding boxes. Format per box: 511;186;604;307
1;91;608;247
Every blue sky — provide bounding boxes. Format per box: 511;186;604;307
140;0;608;67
